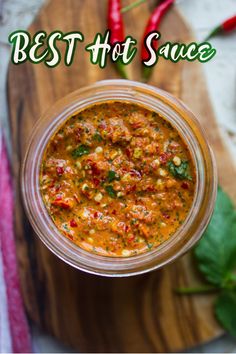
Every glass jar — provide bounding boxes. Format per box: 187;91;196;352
21;79;217;277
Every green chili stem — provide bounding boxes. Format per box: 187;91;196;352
115;60;128;79
175;285;219;295
121;0;148;13
204;25;221;41
141;65;153;82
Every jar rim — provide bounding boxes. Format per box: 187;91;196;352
21;79;217;277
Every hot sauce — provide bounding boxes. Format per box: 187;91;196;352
40;102;195;257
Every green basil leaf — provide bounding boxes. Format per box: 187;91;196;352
215;291;236;337
93;132;103;142
194;186;236;286
71;145;90;158
105;185;117;198
107;170;120;183
168;160;192;180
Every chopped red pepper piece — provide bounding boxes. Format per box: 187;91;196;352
70;219;78;227
92;177;100;187
52;198;73;209
159;152;171;165
107;0;128;79
56;166;64;176
128;235;135;242
141;0;175;81
181;182;189;190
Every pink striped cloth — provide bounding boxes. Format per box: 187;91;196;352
0;133;32;353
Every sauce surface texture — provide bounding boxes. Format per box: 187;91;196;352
40;102;196;257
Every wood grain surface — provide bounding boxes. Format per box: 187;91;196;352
7;0;236;352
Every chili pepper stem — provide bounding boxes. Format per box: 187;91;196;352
204;25;221;41
115;60;129;79
141;65;153;82
205;15;236;41
175;285;219;295
121;0;147;13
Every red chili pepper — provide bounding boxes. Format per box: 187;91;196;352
107;0;128;79
205;15;236;40
141;0;175;81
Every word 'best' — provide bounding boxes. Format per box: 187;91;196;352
9;30;216;67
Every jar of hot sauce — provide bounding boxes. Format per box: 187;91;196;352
21;80;217;276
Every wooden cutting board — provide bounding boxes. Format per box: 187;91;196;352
7;0;236;352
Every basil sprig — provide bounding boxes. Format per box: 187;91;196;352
175;187;236;337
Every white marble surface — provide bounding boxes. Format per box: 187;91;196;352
0;0;236;352
178;0;236;160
